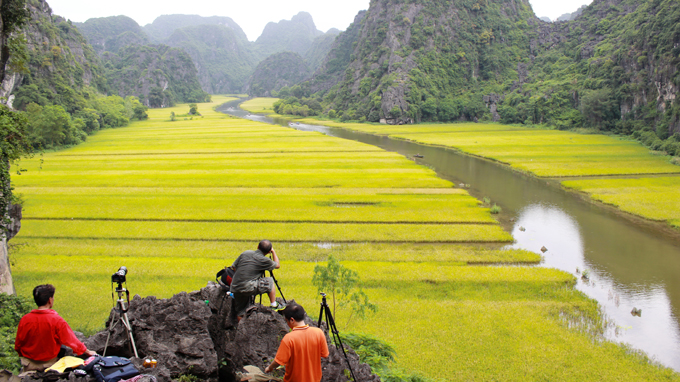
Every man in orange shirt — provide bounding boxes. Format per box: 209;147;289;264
15;284;96;372
265;303;329;382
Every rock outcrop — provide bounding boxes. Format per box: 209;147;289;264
8;283;380;381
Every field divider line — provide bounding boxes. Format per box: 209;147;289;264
552;173;680;181
22;236;512;244
53;150;386;157
24;217;496;225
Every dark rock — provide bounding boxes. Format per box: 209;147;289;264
85;290;218;381
7;203;22;240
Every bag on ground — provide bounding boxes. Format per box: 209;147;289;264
92;356;140;382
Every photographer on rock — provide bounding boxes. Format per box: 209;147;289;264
230;240;285;321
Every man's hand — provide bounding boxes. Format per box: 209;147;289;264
270;249;281;269
264;360;280;374
84;349;97;357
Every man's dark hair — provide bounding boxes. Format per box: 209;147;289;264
258;240;273;254
282;303;306;322
33;284;55;307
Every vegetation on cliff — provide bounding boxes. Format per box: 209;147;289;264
248;52;310;97
74;15;148;54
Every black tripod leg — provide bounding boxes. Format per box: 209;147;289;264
270;271;287;303
323;303;357;382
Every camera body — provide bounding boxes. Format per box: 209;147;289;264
112;266;127;283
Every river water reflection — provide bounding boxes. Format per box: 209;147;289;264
220;102;680;371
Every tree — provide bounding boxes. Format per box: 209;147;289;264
0;0;30;84
188;103;198;115
312;255;377;328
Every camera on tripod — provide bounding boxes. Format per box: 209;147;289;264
111;266;127;284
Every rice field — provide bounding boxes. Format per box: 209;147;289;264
293;115;680;228
563;177;680;228
240;97;278;114
9;96;679;380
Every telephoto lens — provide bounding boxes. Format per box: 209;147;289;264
111;266;128;283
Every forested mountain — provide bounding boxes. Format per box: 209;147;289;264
74;15;148;54
292;0;679;150
306;0;538;123
247;52;310;96
304;29;341;72
1;0;148;149
555;5;587;22
143;14;248;43
253;12;324;58
103;44;208;107
75;15;208;105
165;24;257;94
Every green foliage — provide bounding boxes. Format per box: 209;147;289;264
0;104;31;232
101;44;209;106
188;103;198;115
249;52;310;97
273;96;322;117
0;293;33;373
312;255;377;327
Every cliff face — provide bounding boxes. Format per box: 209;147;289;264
254;12;324;58
248;51;311;97
312;0;538;123
74;15;149;55
143;15;248;44
103;44;208;107
1;0;106;104
311;0;679;134
165;24;257;94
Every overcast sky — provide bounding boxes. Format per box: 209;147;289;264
46;0;593;41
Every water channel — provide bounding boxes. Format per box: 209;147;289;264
219;100;680;371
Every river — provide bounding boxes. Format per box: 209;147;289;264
218;101;680;371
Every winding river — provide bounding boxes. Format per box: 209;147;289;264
219;100;680;371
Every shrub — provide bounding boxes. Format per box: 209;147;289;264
0;293;33;373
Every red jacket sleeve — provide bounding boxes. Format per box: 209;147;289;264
55;318;87;355
14;318;28;355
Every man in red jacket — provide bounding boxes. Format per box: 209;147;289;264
15;284;96;372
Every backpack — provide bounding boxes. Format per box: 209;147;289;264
92;356;140;382
216;267;235;291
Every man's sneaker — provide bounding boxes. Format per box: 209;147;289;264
271;301;286;311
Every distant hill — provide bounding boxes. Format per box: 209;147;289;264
556;5;588;21
254;12;324;57
75;15;207;104
248;52;310;96
103;44;209;107
304;29;341;72
165;24;257;94
74;15;148;54
143;14;248;43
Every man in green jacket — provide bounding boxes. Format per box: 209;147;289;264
230;240;285;321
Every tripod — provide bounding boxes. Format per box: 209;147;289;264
104;282;139;358
318;293;357;381
257;270;287;305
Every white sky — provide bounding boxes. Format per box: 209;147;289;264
46;0;593;41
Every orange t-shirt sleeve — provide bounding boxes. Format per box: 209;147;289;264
274;337;292;366
319;331;329;358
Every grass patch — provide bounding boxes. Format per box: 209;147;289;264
562;176;680;224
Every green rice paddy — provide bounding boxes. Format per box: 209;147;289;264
240;97;278;114
9;96;679;380
293;115;680;228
